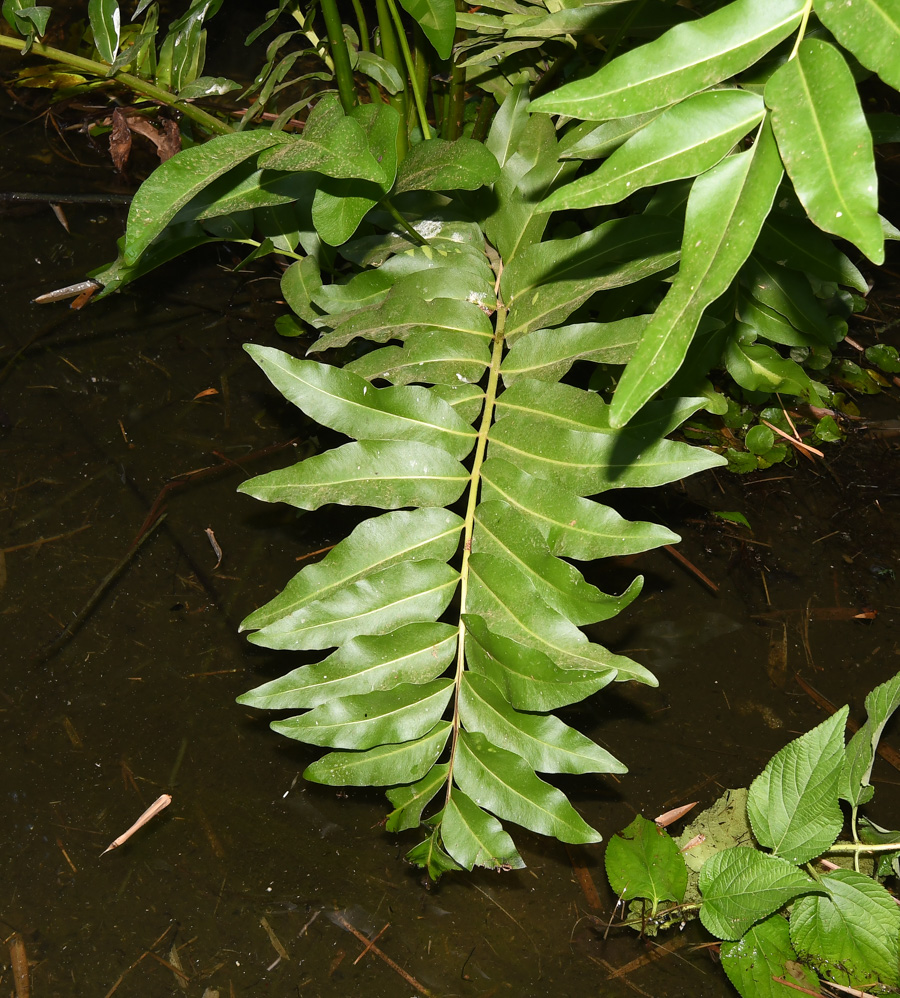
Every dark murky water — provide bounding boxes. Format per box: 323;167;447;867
2;72;900;998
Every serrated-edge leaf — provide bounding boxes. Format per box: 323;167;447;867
605;815;688;906
747;708;848;864
699;846;818;941
721;914;819;998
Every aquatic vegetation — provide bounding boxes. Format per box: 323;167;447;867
605;669;900;997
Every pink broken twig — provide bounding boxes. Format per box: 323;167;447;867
101;794;172;855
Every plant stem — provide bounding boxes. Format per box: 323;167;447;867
385;0;432;139
444;295;506;803
319;0;358;114
442;0;467;140
382;199;427;245
788;0;814;60
375;0;408;155
0;34;232;135
826;841;900;854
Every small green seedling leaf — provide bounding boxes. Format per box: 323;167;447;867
605;815;688;912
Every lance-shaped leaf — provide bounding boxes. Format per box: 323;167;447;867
394;138;500;194
530;0;804;120
485;80;530;169
473;500;641;625
545;90;765;211
406;827;463;879
503;215;680;340
467;554;656;684
721;915;820;998
398;0;455;59
817;0;900;92
758;212;868;293
123;130;288;264
748;709;848;864
464;615;618;712
274;678;454;749
559;110;662;161
345;328;492;386
765;39;883;264
249;559;459;651
244;346;476;460
480;458;679;560
699;847;818;941
791;869;900;988
501;317;649;384
742;256;843;345
305;721;451;786
442;789;525;871
239;623;458;710
455;731;602;843
238;439;469;511
460;672;626;775
611;121;782;427
311;294;494;353
243;508;462;631
386;763;449;832
89;0;120;63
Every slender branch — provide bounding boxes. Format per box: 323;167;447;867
787;0;814;60
319;0;358;114
385;0;432;139
445;296;506;803
0;34;232;135
826;841;900;855
382;199;427;245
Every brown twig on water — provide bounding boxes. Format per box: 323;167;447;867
330;911;434;997
565;844;602;910
663;544;718;593
35;514;166;662
9;932;29;998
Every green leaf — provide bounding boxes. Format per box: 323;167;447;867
243;509;462;631
467;554;656;684
725;338;817;398
545;90;765;211
841;669;900;807
721;914;819;998
274;678;454;749
611;121;783;426
460;672;626;775
765;39;883;264
455;731;602;844
123;131;287;265
442;789;526;871
398;0;456;59
89;0;120;63
501;317;649;383
238;623;458;710
281;257;323;326
790;869;900;988
385;763;449;832
605;815;687;908
238;439;469;511
258;95;388;183
558;110;662;161
530;0;805;120
248;559;459;651
394;138;500;194
405;826;463;879
485;81;530;169
356;50;404;93
345;328;492;386
244;345;477;460
503;215;681;340
699;847;818;941
480;458;679;560
742;255;843;345
473;501;641;625
758;212;868;293
747;708;848;864
463;614;618;713
817;0;900;91
305;721;451;785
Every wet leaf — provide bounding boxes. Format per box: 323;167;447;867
721;914;819;998
605;815;687;908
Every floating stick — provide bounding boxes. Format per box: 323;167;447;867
101;794;172;856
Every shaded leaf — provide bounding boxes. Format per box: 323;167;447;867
398;0;456;59
394;138;500;194
841;669;900;807
89;0;120;63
